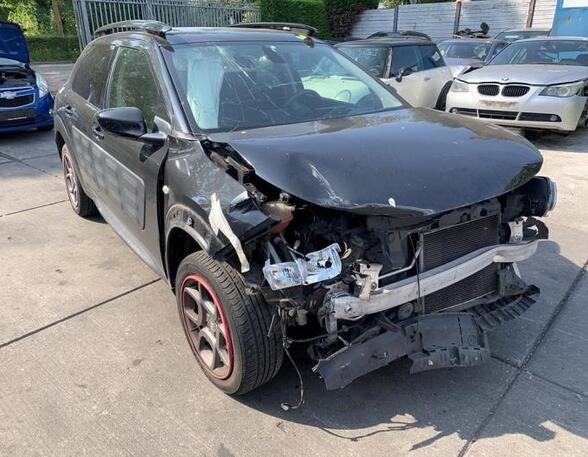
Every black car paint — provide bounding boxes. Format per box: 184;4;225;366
56;28;544;287
208;108;542;221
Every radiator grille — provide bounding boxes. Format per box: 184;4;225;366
0;108;35;123
422;215;500;271
424;264;499;314
0;94;34;108
502;85;530;97
478;84;500;96
478;109;518;120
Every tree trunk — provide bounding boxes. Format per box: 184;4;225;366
52;0;64;37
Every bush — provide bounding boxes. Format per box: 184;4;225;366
26;36;80;62
259;0;378;38
259;0;330;38
325;0;379;38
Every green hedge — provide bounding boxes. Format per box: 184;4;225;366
259;0;378;38
259;0;330;38
26;36;79;62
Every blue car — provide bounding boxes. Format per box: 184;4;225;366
0;21;54;134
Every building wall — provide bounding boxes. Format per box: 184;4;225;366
351;0;557;41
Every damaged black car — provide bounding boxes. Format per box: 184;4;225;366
54;21;557;401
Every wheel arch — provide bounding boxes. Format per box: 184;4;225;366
164;203;220;292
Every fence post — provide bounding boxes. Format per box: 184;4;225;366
77;0;92;49
393;5;399;32
453;1;462;35
145;0;154;20
527;0;537;27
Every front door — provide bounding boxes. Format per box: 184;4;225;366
94;44;171;275
384;44;451;108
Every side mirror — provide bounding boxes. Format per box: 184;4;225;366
96;107;167;146
395;67;413;83
97;107;147;138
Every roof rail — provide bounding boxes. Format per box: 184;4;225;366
94;20;171;38
228;22;317;37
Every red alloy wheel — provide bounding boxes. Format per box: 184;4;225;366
179;274;234;380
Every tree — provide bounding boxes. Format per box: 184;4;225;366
51;0;64;36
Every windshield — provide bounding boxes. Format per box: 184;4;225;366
337;46;389;77
438;41;491;60
488;39;588;66
495;30;548;43
165;42;403;132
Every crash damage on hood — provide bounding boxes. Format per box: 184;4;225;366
190;107;556;401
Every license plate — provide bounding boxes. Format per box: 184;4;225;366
480;100;518;109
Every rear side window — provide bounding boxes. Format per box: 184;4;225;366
107;47;168;132
71;43;114;106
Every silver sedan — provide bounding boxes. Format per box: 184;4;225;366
446;37;588;132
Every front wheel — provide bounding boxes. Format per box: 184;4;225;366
176;251;283;395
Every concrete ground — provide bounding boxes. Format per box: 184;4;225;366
1;67;587;457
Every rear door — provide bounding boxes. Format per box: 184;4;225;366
95;43;171;275
59;41;115;198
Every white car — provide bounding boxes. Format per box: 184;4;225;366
336;38;454;109
446;37;588;132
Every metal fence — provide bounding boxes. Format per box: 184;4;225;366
72;0;261;49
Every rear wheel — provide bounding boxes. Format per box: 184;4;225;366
176;251;283;395
61;144;97;217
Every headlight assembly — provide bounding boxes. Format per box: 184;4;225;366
36;73;49;98
539;81;585;98
450;80;470;93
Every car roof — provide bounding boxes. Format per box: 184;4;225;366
95;26;313;45
513;35;588;43
498;28;550;33
336;37;433;47
439;38;499;44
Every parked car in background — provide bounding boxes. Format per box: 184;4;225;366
495;28;550;43
336;37;453;109
55;21;557;399
438;38;509;77
446;37;588;132
367;30;432;41
0;21;53;133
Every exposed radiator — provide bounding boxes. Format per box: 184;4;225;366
422;215;500;313
424;264;499;314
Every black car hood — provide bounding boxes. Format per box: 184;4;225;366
207;108;542;219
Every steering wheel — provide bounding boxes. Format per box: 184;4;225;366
284;89;322;109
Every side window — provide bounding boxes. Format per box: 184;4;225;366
390;46;420;75
419;45;446;70
71;43;114;106
107;47;168;131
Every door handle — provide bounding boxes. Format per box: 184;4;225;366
92;124;104;140
424;76;431;82
62;105;75;117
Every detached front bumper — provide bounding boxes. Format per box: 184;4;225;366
446;85;586;132
317;291;537;390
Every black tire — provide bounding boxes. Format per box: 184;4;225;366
176;251;283;395
435;81;453;111
61;143;98;217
